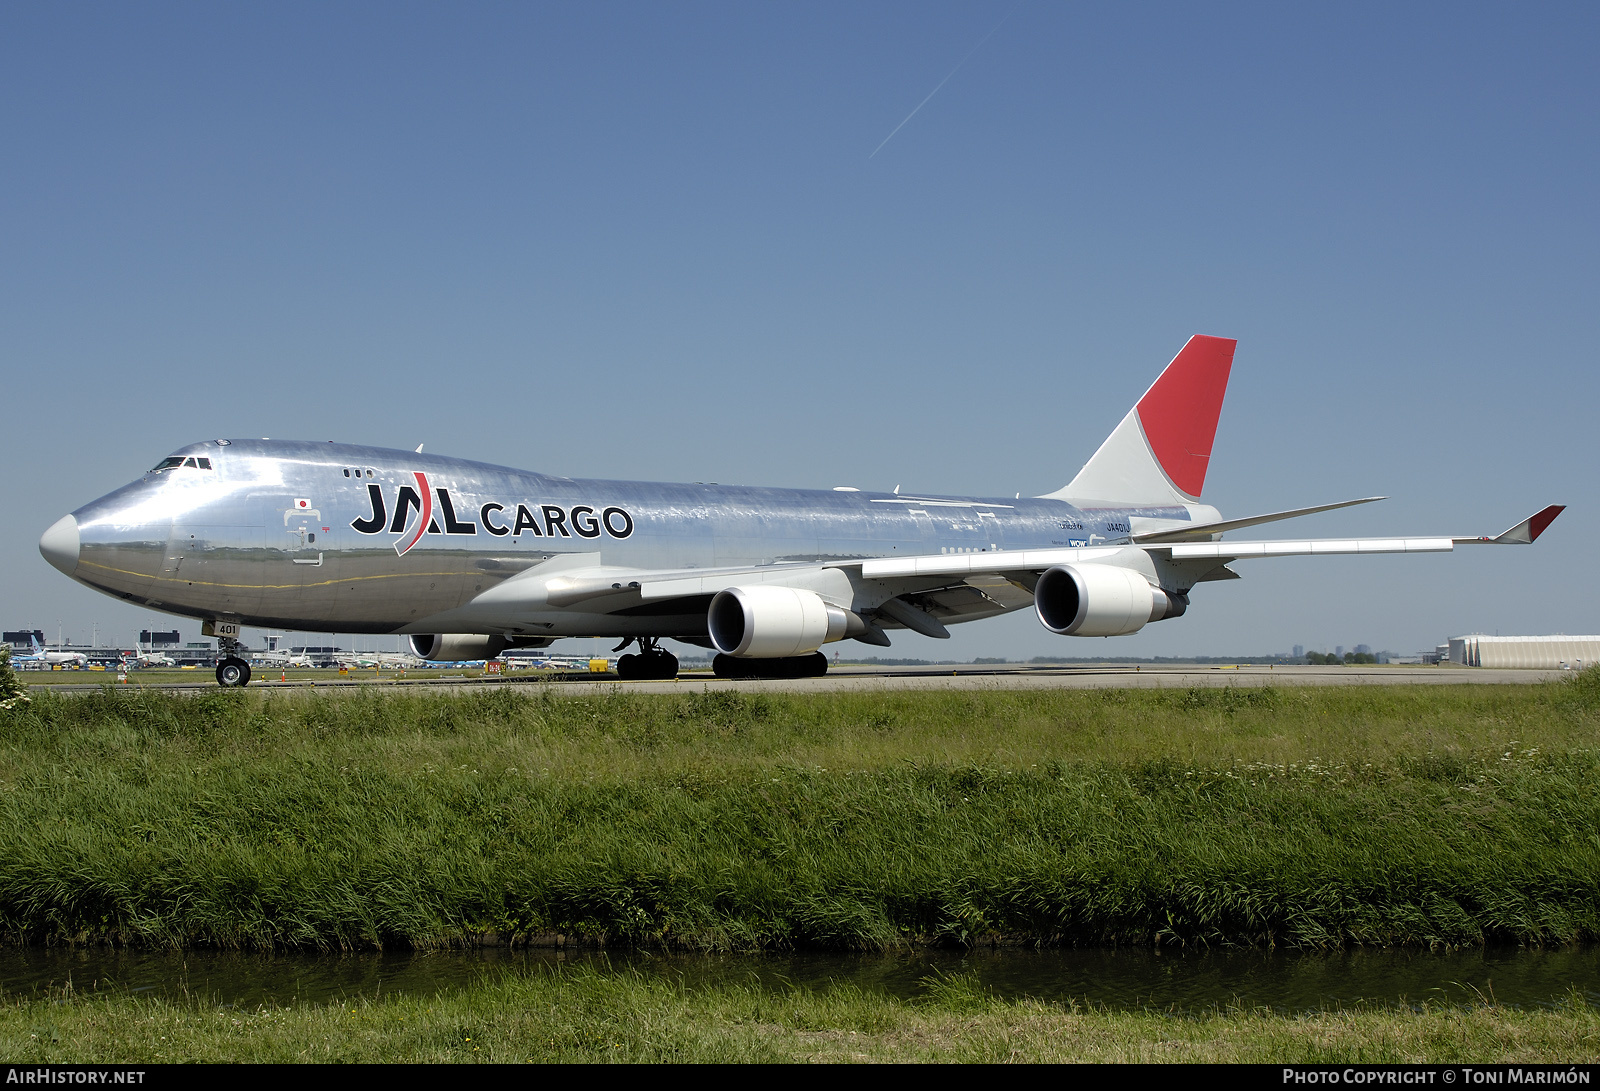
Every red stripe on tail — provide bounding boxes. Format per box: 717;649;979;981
1135;335;1236;500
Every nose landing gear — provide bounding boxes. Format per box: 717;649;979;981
614;637;679;681
214;633;252;687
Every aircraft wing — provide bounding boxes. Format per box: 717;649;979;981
843;505;1565;579
1154;504;1565;562
423;558;855;628
541;562;838;607
486;505;1564;599
427;506;1564;645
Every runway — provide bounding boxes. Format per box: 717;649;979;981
39;662;1568;695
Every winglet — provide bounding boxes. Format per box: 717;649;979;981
1455;505;1565;545
1495;504;1565;544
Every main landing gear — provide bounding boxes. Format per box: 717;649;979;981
712;652;828;679
215;635;251;687
614;637;679;681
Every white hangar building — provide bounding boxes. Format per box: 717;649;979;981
1448;635;1600;669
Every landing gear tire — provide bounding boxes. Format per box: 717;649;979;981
617;651;679;680
712;652;827;679
216;657;251;687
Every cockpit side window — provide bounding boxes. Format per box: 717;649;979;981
195;457;212;469
182;458;199;468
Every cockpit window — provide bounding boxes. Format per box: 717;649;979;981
150;455;214;473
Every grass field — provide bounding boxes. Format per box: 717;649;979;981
15;665;554;686
0;672;1597;952
3;966;1597;1063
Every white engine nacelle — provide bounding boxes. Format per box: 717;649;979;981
409;634;513;662
708;586;850;658
1034;564;1185;637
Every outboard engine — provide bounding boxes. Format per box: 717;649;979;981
1034;564;1188;637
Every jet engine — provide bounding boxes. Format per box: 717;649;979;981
1033;564;1187;638
708;586;851;658
409;634;553;662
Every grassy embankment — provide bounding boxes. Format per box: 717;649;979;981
17;666;541;686
0;675;1598;951
2;967;1597;1063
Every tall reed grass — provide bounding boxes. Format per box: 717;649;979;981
1;674;1596;950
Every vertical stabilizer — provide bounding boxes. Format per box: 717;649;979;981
1043;335;1236;505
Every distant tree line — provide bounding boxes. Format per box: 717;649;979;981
1305;651;1378;665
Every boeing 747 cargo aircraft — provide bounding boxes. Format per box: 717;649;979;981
38;336;1563;686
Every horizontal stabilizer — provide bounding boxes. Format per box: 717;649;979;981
1132;496;1387;544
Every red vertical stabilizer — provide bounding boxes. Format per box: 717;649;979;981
1135;335;1236;500
1047;335;1237;506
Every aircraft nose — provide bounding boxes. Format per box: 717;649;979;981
39;514;80;577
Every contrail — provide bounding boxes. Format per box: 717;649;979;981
869;1;1024;159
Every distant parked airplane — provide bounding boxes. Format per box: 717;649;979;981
332;650;423;670
254;648;314;669
14;634;88;668
40;335;1563;687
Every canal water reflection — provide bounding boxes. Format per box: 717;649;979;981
2;946;1595;1014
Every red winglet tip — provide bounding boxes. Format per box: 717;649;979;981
1527;505;1565;542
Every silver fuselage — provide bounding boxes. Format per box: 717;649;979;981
53;440;1198;639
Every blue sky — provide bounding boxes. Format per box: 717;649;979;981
3;2;1595;659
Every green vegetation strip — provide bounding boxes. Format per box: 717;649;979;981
3;968;1596;1063
1;673;1598;950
